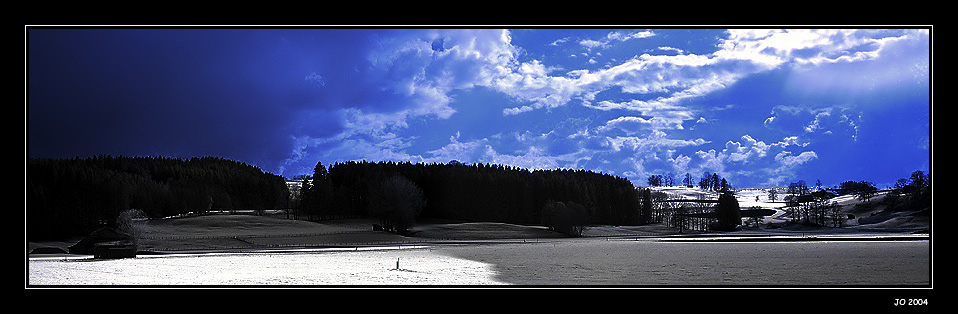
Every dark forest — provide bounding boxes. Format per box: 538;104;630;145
26;156;288;240
301;160;642;234
27;156;644;240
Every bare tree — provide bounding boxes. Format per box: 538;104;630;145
828;202;845;227
909;170;929;202
115;209;148;247
855;181;877;203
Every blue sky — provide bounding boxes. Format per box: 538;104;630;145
27;28;931;188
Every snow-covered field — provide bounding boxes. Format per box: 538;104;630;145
27;187;929;286
28;237;929;286
28;246;503;285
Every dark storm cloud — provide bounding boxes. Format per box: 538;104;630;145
27;28;478;176
27;28;366;172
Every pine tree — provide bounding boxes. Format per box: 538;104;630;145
714;191;741;231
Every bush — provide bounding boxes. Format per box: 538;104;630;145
541;200;588;237
368;175;425;235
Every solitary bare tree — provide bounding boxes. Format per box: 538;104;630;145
115;209;148;247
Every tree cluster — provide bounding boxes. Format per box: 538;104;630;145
296;160;643;234
885;170;931;212
646;171;730;192
646;173;673;187
838;180;879;203
698;172;730;191
541;200;588;236
659;198;714;232
783;180;842;226
367;175;425;235
27;156;289;240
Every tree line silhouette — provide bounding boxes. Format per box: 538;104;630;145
296;160;643;235
646;171;730;191
26;156;288;240
27;154;929;241
27;156;647;240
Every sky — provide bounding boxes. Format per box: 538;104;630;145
26;27;932;188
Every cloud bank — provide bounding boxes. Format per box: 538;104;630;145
28;28;930;187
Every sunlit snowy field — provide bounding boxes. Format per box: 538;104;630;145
28;238;930;286
28;246;503;285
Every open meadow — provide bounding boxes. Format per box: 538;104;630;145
28;193;930;287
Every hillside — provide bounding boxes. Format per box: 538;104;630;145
27;212;680;255
27;156;289;241
638;185;929;233
28;185;929;255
